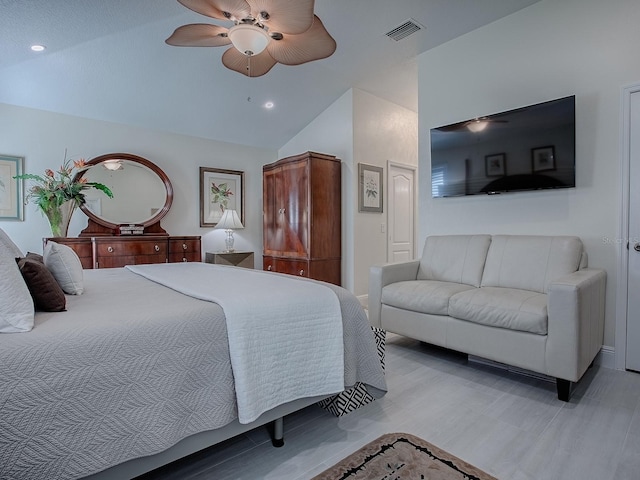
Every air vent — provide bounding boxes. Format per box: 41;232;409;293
385;19;423;41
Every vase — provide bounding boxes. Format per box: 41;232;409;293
44;200;77;237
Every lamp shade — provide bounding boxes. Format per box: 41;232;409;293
227;24;270;56
214;209;244;229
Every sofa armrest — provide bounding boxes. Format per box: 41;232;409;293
368;260;420;328
546;268;607;382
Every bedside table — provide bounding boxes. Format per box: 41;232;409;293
205;251;254;269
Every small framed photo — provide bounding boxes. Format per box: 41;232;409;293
200;167;244;227
485;153;506;177
358;163;383;213
0;154;24;221
531;146;556;172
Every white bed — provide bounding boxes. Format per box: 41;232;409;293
0;252;386;479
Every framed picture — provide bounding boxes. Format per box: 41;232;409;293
531;146;556;172
358;163;383;213
0;154;24;221
200;167;244;227
485;153;506;177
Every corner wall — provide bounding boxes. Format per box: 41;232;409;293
279;89;418;296
0;103;276;258
418;0;640;347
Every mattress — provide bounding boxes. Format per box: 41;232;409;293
0;267;386;480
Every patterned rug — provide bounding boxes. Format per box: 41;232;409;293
312;433;498;480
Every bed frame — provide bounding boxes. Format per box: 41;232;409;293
86;395;326;479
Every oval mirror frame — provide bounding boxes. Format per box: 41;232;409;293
76;152;173;231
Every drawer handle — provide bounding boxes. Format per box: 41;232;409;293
267;265;272;271
182;243;187;250
107;246;114;253
154;245;160;252
299;269;304;276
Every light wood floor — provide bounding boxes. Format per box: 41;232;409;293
140;334;640;480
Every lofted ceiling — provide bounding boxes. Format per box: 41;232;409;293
0;0;541;149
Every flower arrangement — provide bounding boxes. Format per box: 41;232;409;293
14;153;113;236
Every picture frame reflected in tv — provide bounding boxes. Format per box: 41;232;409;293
430;96;575;198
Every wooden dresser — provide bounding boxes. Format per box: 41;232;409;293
262;151;341;285
46;236;201;269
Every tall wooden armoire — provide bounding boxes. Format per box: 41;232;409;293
262;151;341;285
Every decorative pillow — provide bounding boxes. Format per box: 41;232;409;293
0;240;34;333
26;251;45;263
17;257;66;312
0;227;23;258
44;241;84;295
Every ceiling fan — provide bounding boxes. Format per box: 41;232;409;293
435;117;508;133
166;0;336;77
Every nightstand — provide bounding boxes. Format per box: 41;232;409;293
205;251;254;269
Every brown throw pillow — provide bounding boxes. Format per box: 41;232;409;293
26;252;44;263
16;257;66;312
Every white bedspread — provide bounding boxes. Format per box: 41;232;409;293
126;262;344;424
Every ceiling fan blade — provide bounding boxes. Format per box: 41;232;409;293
267;16;336;66
222;47;277;77
178;0;251;21
247;0;314;35
166;24;231;47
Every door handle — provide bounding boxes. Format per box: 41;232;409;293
634;243;640;252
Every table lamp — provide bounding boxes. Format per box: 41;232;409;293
214;209;244;252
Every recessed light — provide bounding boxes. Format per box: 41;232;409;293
264;101;274;109
30;44;46;52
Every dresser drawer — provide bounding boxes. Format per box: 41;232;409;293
168;237;201;262
95;239;168;257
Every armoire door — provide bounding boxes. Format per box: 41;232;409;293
278;160;309;257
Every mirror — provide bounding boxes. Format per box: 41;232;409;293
76;153;173;232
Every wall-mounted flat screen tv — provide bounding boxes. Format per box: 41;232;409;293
430;95;575;198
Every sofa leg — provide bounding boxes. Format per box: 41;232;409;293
556;378;572;402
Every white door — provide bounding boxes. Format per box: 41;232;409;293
627;90;640;372
387;162;416;263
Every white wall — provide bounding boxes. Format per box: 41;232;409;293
0;103;276;259
279;90;355;289
279;89;418;295
352;90;418;297
418;0;640;347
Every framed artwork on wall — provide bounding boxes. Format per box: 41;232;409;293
199;167;244;227
531;145;556;172
0;154;24;221
485;153;506;177
358;163;383;213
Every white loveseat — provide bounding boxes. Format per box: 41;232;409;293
369;235;606;401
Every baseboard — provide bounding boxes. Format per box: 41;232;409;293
596;346;615;369
357;294;368;310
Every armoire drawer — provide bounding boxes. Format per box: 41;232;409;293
263;257;310;278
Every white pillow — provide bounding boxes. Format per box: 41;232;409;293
0;227;23;258
0;239;34;333
44;241;84;295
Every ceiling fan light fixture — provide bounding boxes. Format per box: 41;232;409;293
228;23;270;56
467;119;489;133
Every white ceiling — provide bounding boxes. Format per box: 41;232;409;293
0;0;541;149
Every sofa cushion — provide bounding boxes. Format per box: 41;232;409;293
382;280;476;316
417;235;491;287
481;235;583;293
449;286;548;335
